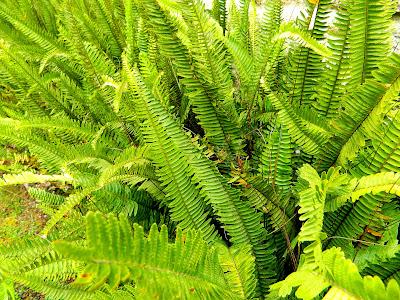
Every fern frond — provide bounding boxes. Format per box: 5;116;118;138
296;164;325;266
41;187;96;237
215;244;257;299
0;42;75;118
0;172;72;187
288;0;332;105
336;55;400;166
349;0;392;86
138;0;241;155
242;177;295;258
55;212;241;299
268;93;331;155
0;276;15;300
211;0;228;34
322;248;400;300
313;1;351;118
260;0;282;44
316;54;400;170
295;165;352;266
259;125;292;195
11;275;93;300
274;23;332;58
123;0;139;64
125;58;276;294
270;246;400;300
124;60;218;242
0;2;65;53
362;251;400;284
336;172;400;203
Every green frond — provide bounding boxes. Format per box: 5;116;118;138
124;58;276;294
0;116;118;147
322;248;400;300
0;1;64;53
258;125;292;195
11;275;93;300
22;255;81;283
268;93;331;155
274;23;332;58
316;53;400;170
211;0;228;34
28;187;66;215
41;187;96;236
0;277;15;300
138;0;242;155
180;0;233;96
0;42;75;118
335;172;400;204
260;0;282;43
178;0;241;136
0;126;103;173
124;60;218;242
296;164;325;266
40;147;153;235
243;176;295;241
225;36;255;92
362;251;400;284
336;55;400;166
270;246;400;300
0;237;51;265
287;0;332;105
322;130;400;251
313;1;351;118
55;212;241;299
82;42;116;80
0;172;72;187
123;0;139;64
357;115;400;174
228;0;250;54
349;0;392;86
295;165;351;266
323;193;389;255
256;0;283;92
216;244;257;299
247;20;331;118
0;0;399;298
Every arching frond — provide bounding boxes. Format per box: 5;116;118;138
268;93;332;155
124;57;276;295
55;212;243;299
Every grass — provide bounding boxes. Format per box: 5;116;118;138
0;185;46;245
0;186;47;299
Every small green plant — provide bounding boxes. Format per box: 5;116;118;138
0;0;399;299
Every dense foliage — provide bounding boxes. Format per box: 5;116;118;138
0;0;399;299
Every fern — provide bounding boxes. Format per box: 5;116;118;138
313;0;351;118
125;58;276;295
0;0;399;299
258;125;292;195
55;212;251;299
348;0;392;86
362;251;400;284
270;247;400;300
